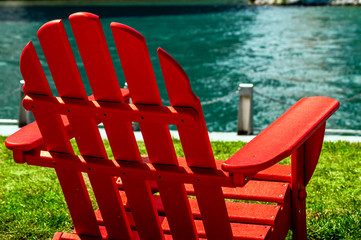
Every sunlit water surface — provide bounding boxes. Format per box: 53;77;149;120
1;6;360;132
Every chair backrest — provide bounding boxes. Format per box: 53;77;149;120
20;12;235;239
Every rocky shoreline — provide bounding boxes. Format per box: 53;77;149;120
251;0;361;5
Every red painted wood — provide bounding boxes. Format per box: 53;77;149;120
19;32;100;237
54;226;109;240
118;178;289;204
267;190;292;240
23;150;234;187
87;175;133;239
111;22;178;166
158;48;215;169
38;18;132;239
157;182;198;240
20;42;52;96
291;145;307;240
223;97;339;175
22;146;288;236
5;122;43;151
254;164;291;183
193;184;233;240
56;170;102;237
19;42;72;153
160;216;271;240
129;157;291;184
69;12;140;163
96;209;271;240
158;47;229;240
178;181;289;204
304;124;325;186
5;115;70;152
111;23;161;105
113;191;283;226
38;19;106;158
9;12;340;240
121;178;165;240
69;16;150;236
112;22;197;240
69;12;124;102
22;94;197;125
116;158;290;204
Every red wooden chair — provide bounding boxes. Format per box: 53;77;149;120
5;12;339;240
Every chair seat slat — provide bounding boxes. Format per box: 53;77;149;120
116;191;285;226
118;158;291;203
96;209;272;240
136;181;289;204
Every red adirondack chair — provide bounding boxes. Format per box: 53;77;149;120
5;12;339;240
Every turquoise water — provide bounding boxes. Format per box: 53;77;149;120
0;6;361;132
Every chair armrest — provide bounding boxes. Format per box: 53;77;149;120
5;121;44;152
5;115;71;152
222;97;339;178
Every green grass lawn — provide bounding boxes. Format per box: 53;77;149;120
0;136;360;239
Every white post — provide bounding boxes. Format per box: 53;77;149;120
237;84;253;135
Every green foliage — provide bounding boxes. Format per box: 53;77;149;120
0;138;360;239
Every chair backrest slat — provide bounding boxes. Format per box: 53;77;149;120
69;12;141;163
121;178;165;240
158;49;215;169
38;19;106;158
193;184;233;240
157;181;199;240
20;42;71;153
111;22;178;166
112;23;198;239
69;13;124;103
158;49;233;239
20;43;101;237
37;19;133;239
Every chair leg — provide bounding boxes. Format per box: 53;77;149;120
291;197;307;240
291;144;308;240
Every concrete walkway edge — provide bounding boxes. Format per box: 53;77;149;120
1;125;361;142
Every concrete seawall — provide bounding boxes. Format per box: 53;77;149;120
1;125;360;142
